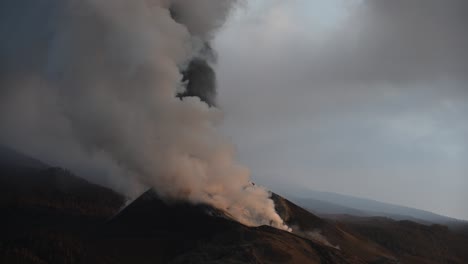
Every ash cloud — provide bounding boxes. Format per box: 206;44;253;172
0;0;289;230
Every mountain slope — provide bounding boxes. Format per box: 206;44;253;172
0;145;46;169
87;189;362;264
282;192;468;264
0;154;126;264
271;194;398;264
336;215;468;264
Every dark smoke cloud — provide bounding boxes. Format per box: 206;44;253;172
170;6;219;107
179;58;217;107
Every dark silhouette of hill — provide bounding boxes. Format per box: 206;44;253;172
0;152;126;264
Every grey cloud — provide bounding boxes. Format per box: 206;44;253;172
215;0;468;219
313;0;468;84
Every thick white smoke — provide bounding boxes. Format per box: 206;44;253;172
0;0;289;230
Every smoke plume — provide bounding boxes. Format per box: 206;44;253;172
0;0;289;230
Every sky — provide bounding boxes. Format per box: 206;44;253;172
214;0;468;220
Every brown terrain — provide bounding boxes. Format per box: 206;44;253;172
1;149;467;263
333;215;468;264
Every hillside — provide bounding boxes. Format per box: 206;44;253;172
86;190;361;264
0;162;126;263
1;148;467;263
335;215;468;264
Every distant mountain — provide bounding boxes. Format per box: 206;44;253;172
1;147;468;263
287;189;466;225
288;197;370;217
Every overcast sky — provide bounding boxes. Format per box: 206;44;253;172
214;0;468;220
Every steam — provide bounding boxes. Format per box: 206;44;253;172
306;229;340;250
0;0;289;230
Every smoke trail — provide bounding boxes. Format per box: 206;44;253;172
0;0;289;230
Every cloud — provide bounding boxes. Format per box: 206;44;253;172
316;0;468;84
215;0;468;219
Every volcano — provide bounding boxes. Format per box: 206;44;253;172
1;148;467;264
86;189;360;264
